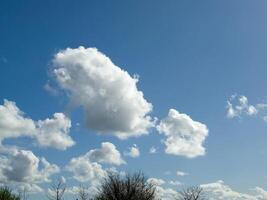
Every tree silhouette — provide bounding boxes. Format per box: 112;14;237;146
93;172;158;200
177;186;205;200
47;178;66;200
77;184;89;200
0;187;20;200
18;187;29;200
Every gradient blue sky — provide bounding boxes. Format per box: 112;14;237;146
1;1;267;199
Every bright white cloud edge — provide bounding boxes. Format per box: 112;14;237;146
157;109;208;158
0;99;75;150
52;46;154;139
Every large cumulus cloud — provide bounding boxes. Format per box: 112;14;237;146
0;99;75;150
52;46;154;139
87;142;125;165
157;109;208;158
35;113;74;150
0;149;59;193
66;142;124;184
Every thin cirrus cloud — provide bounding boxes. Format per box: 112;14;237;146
0;99;75;150
157;109;209;158
51;46;154;140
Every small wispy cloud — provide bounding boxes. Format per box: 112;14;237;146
124;144;140;158
226;94;267;122
176;170;188;176
226;95;257;118
44;82;59;96
169;180;182;186
149;146;157;154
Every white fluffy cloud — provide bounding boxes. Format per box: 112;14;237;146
154;185;178;200
226;95;267;124
16;183;43;194
149;146;157;154
0;149;59;192
226;95;258;118
65;185;98;197
35;113;74;150
147;177;179;200
157;109;208;158
52;46;154;139
176;170;188;176
146;179;267;200
147;178;165;186
201;180;267;200
0;100;35;141
168;180;181;186
124;144;140;158
66;142;124;183
66;153;107;183
87;142;125;165
151;180;267;200
0;99;75;150
254;187;267;200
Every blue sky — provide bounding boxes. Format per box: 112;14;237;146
1;1;267;199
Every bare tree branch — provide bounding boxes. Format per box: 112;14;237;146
177;186;205;200
47;178;66;200
77;184;89;200
18;187;29;200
